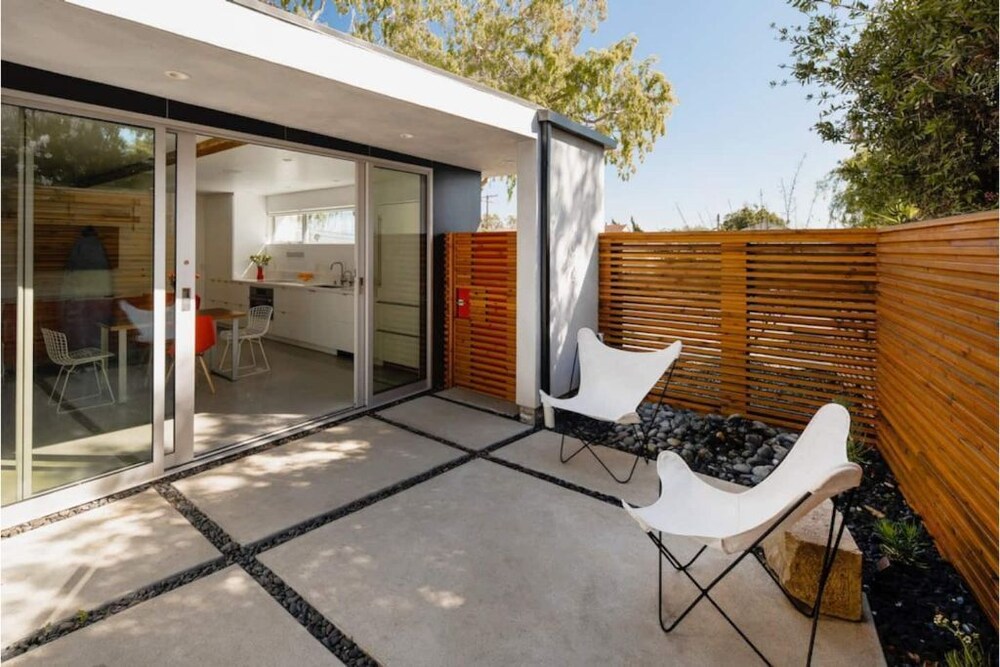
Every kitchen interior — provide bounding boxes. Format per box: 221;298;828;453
185;137;424;453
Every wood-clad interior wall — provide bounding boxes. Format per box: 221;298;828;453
599;229;879;441
1;185;152;364
444;232;516;401
876;211;999;621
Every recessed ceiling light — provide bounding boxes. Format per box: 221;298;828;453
399;133;415;139
164;70;190;80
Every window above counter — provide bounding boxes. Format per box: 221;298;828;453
270;207;355;244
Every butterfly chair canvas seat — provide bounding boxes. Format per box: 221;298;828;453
622;403;862;665
539;328;681;483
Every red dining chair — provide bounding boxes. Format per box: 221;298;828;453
166;314;217;393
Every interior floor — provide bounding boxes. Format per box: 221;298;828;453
190;338;355;455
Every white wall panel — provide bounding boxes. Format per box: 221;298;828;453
547;128;604;397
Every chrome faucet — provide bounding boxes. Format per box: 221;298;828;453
329;261;345;286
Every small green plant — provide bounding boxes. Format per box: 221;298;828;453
833;397;872;466
75;609;89;624
846;432;872;466
934;614;985;667
249;252;272;267
875;518;928;568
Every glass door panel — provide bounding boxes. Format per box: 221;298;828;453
187;137;359;455
371;167;427;394
1;104;157;505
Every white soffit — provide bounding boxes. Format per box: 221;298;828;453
1;0;539;173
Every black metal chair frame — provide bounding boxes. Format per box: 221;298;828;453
552;340;677;484
647;486;857;666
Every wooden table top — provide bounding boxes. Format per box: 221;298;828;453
99;308;246;330
199;308;247;321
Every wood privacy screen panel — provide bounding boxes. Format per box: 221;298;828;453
599;230;879;440
444;232;517;401
876;212;999;620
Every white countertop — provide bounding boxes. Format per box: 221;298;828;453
234;278;355;294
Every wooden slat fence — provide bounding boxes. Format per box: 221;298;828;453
876;211;999;620
444;232;516;401
443;215;998;618
599;230;879;441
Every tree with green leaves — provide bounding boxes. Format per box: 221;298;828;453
721;205;787;231
775;0;999;226
273;0;673;180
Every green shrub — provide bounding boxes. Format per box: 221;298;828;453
874;518;928;568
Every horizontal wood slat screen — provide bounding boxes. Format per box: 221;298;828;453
876;211;999;621
599;230;879;441
444;232;516;401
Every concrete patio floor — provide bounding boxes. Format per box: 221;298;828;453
1;392;885;666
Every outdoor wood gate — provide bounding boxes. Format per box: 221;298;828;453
444;231;517;402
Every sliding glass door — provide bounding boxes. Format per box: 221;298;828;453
369;166;428;397
0;101;434;520
1;103;158;507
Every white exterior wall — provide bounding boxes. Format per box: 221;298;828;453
547;128;605;397
515;139;541;416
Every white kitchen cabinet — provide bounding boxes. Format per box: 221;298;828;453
330;292;355;353
270;286;302;341
269;286;354;354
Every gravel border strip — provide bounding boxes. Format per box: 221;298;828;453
245;452;478;556
0;557;228;661
244;559;378;666
430;392;522;420
153;483;382;666
369;411;541;458
480;454;628;508
367;413;480;454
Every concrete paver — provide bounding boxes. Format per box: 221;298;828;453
1;489;220;647
5;566;342;666
173;416;463;544
378;396;530;449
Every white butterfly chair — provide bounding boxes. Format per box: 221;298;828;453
539;328;682;483
217;305;272;373
622;403;861;666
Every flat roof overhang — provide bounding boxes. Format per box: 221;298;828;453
1;0;540;175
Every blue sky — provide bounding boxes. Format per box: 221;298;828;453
316;1;849;230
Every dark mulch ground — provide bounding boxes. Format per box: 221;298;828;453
847;451;997;666
587;402;998;666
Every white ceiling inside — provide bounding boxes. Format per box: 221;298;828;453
196;141;356;195
2;0;533;176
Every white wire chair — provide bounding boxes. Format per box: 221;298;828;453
217;305;272;373
40;327;115;413
539;328;682;483
621;403;862;666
